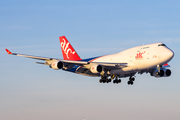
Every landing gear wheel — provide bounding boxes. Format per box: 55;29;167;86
130;81;133;85
128;81;131;85
102;80;106;83
118;79;121;83
113;79;121;84
99;79;102;83
99;77;112;83
108;79;111;83
127;81;133;85
113;80;117;84
131;77;135;81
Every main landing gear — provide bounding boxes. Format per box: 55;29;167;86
127;77;135;85
99;77;111;83
99;75;135;85
113;76;121;84
99;75;112;83
99;75;121;84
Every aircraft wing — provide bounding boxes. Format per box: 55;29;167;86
5;49;89;65
5;49;127;69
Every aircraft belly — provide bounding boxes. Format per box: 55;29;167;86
110;66;137;75
77;72;99;77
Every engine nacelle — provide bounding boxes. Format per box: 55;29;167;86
163;69;171;77
151;69;171;78
90;65;102;73
50;61;63;70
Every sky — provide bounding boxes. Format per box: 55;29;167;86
0;0;180;120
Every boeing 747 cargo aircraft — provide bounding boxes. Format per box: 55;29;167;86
6;36;174;85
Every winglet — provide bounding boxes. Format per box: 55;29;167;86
5;49;12;54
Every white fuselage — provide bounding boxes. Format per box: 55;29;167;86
90;43;174;75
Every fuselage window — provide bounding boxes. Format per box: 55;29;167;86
158;44;166;46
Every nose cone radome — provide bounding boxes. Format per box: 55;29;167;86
163;48;174;62
167;49;174;60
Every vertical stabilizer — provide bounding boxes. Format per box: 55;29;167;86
59;36;81;60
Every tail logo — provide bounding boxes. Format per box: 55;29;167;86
61;38;75;59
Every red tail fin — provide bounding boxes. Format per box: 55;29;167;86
59;36;81;60
5;49;12;54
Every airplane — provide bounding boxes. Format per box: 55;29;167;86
5;36;174;85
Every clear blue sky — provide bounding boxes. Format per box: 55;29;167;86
1;0;180;120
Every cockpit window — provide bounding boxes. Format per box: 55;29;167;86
158;44;166;46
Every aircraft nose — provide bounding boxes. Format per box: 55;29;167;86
167;49;174;59
160;48;174;63
164;48;174;62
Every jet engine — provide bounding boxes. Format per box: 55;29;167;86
163;69;171;77
90;64;103;73
50;61;63;70
151;69;171;78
